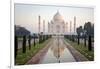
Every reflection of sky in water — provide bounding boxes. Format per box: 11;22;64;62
40;37;75;64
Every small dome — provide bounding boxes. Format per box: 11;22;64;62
53;11;64;22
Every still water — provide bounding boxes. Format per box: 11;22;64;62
39;36;76;64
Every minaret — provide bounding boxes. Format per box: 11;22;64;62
63;25;65;34
70;21;72;35
66;22;68;33
38;15;41;34
43;20;45;34
51;21;53;34
48;22;50;33
74;16;76;34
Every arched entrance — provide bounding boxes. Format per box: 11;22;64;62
56;25;60;35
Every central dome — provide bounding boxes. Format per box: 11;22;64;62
53;11;64;21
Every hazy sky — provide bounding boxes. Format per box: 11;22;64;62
15;4;94;34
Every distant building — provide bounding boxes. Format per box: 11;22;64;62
15;25;30;36
49;11;66;36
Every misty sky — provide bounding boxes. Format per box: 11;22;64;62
15;4;94;34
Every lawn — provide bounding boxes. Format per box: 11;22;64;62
65;38;94;61
15;38;51;65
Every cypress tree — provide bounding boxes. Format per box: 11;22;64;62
28;35;31;50
22;35;26;53
15;36;18;58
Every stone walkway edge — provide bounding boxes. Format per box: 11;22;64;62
26;39;52;64
63;39;89;62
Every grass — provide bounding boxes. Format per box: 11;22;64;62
15;39;51;65
65;38;94;61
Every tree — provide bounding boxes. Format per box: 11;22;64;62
84;22;93;51
83;31;87;47
91;24;94;37
84;22;92;36
22;35;26;53
33;34;36;46
76;26;83;45
15;36;18;58
28;35;31;50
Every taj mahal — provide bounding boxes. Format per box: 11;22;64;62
48;11;67;36
39;11;76;36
